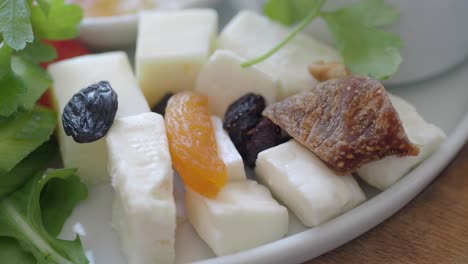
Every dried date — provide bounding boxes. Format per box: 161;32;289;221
245;118;283;167
223;93;265;149
152;93;173;117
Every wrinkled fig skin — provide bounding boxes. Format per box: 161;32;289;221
245;118;283;167
263;76;419;174
63;81;118;143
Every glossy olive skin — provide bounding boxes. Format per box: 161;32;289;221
62;81;118;143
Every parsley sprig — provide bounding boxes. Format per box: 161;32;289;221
242;0;402;80
0;0;83;117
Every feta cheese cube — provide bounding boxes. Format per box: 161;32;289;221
186;180;288;256
357;95;446;190
218;11;340;99
255;140;366;227
136;9;218;107
48;52;150;184
212;116;246;181
107;113;176;264
196;50;279;116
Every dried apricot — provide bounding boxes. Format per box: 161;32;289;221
165;91;227;198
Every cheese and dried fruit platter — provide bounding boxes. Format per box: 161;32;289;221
1;1;468;264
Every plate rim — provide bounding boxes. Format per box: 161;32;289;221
194;112;468;264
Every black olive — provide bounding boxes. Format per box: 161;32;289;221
152;93;173;117
244;118;283;167
62;81;118;143
223;93;265;149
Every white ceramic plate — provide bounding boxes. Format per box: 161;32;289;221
61;2;468;264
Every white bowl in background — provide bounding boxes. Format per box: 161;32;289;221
79;0;221;49
230;0;468;85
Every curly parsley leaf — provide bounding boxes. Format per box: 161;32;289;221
322;0;401;79
0;43;12;79
0;57;52;117
327;0;399;27
0;0;81;118
246;0;402;80
0;73;26;117
264;0;323;26
0;0;33;50
12;56;52;109
0;168;89;264
17;40;57;63
31;0;83;40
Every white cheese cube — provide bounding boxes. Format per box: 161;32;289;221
218;11;340;99
107;113;176;264
48;52;150;185
136;9;218;107
255;140;366;227
196;50;279;116
357;95;446;190
186;180;288;256
212;116;246;181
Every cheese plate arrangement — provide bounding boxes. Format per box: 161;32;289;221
1;1;468;264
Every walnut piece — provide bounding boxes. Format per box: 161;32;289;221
308;61;350;82
263;76;419;174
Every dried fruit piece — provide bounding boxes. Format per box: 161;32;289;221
152;93;173;117
245;118;283;167
165;91;227;198
263;76;419;174
223;93;265;152
62;81;118;143
308;61;350;82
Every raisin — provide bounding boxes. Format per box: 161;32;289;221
62;81;118;143
223;93;265;148
152;93;173;117
245;118;283;167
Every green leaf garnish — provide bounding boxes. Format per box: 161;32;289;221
0;168;89;264
0;42;12;79
0;0;82;117
0;106;56;174
0;72;26;117
12;56;53;110
264;0;323;26
0;141;58;199
0;237;36;263
31;0;83;40
244;0;402;80
0;0;34;50
17;40;57;63
321;0;401;79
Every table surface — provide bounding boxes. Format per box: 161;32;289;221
308;143;468;264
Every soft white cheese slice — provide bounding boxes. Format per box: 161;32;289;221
196;50;279;116
255;140;366;227
218;11;340;99
136;9;218;107
186;180;288;256
48;51;150;185
357;95;446;190
107;112;176;264
212;116;246;181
